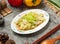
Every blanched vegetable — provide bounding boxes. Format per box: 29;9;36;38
16;12;45;31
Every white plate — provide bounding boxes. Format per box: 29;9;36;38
11;9;49;34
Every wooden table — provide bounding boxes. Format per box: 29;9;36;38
0;0;60;44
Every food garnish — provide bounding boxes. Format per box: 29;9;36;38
15;12;45;31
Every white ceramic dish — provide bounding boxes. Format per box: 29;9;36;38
11;9;49;34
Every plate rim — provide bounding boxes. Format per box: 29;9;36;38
11;9;49;34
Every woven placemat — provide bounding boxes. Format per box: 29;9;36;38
0;7;12;17
43;0;60;17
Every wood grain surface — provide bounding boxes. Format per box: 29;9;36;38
32;24;60;44
43;0;60;17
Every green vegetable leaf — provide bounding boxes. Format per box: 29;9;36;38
48;0;60;10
